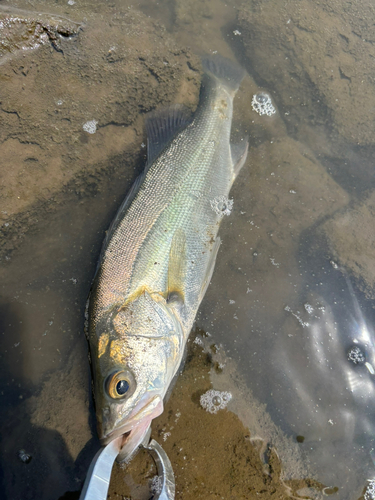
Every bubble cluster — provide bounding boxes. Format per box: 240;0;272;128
284;305;310;328
150;475;162;495
83;120;98;134
304;303;314;315
365;480;375;500
210;195;233;217
200;389;232;414
251;92;276;116
18;449;32;464
347;345;365;365
193;336;204;346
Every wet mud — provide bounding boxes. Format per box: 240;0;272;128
236;0;375;199
237;0;375;148
0;7;81;62
0;4;200;256
318;190;375;301
108;338;318;500
1;0;375;499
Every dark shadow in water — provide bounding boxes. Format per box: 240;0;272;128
2;420;75;500
0;300;34;405
0;151;140;499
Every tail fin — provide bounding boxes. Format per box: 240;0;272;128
202;54;245;91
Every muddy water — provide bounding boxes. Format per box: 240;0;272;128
1;0;375;499
0;154;141;499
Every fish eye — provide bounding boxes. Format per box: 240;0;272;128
106;370;134;399
116;379;129;395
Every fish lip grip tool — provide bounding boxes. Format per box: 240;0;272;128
141;439;176;500
79;433;175;500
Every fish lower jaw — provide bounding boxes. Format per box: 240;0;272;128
100;424;132;445
99;395;164;461
118;421;152;463
100;419;152;463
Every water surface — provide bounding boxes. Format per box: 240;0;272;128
1;0;375;499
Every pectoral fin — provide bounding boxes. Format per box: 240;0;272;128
200;237;221;301
167;229;186;305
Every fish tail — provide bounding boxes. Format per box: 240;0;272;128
202;54;245;92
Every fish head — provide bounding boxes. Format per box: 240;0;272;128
90;290;184;461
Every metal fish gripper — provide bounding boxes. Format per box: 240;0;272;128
79;434;175;500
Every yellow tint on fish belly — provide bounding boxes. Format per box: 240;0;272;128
211;94;231;118
211;101;229;119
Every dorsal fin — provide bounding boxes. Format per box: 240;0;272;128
146;104;192;163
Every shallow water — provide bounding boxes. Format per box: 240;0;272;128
1;0;375;499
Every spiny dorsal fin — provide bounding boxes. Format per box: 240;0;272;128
146;104;192;163
167;228;186;306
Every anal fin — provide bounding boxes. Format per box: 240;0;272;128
200;237;221;301
167;229;186;305
231;139;249;179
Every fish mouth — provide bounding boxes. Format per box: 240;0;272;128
100;395;163;462
115;419;152;463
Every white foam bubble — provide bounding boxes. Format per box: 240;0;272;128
365;480;375;500
150;475;162;495
251;92;276;116
83;120;98;134
200;389;232;414
210;195;233;217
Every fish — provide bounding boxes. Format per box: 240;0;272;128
87;54;249;461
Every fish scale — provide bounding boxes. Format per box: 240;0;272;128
99;111;231;317
87;55;248;462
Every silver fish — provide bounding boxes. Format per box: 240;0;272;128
87;55;248;461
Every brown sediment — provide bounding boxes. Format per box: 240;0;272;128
0;8;81;59
1;0;374;499
0;6;200;261
237;0;375;148
318;190;375;301
108;338;316;500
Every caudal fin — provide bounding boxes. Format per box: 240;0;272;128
202;54;245;91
